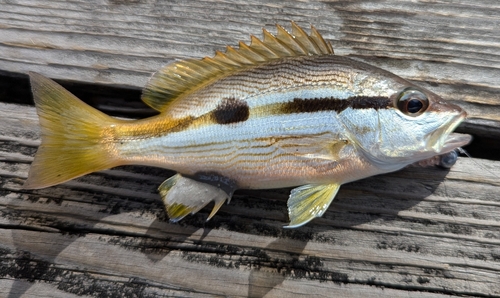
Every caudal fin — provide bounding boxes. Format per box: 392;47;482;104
24;72;121;189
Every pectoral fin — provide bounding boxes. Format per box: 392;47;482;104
159;174;232;222
285;183;341;228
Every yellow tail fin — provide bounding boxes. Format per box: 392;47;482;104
24;72;121;189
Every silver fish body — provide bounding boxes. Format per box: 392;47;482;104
24;23;471;227
118;54;467;188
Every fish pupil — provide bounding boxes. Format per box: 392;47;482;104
407;98;423;113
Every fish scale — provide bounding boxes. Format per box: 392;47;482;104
24;22;471;227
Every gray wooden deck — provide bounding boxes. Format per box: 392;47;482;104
1;1;499;297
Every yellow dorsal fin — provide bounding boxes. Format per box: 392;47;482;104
141;22;334;112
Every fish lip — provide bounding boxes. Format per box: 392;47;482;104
428;110;471;153
440;133;472;153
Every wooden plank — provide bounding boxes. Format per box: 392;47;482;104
0;0;499;129
1;101;500;297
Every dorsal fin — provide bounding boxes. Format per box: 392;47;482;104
141;22;334;112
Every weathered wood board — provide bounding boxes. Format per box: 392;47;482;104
2;101;500;297
1;0;499;123
2;102;500;297
1;0;500;297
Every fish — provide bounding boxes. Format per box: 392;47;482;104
24;22;472;228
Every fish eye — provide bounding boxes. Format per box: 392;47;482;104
396;88;429;116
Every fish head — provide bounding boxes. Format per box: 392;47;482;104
342;79;471;172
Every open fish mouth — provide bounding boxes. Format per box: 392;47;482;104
439;133;472;153
428;111;472;154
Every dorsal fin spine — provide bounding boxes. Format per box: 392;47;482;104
263;29;295;56
310;26;334;54
226;46;255;64
249;35;280;58
237;41;267;62
214;51;241;67
291;22;321;55
276;24;308;55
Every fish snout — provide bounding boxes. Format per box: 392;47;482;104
430;96;467;118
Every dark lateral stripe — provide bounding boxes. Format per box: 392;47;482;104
121;95;393;140
280;96;393;114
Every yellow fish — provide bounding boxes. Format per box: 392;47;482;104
24;22;471;227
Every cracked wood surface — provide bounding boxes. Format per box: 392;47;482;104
1;0;500;297
1;0;499;132
1;104;500;297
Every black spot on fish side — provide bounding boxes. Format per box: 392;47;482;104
212;98;250;124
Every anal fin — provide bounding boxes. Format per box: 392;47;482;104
285;183;341;228
159;174;233;222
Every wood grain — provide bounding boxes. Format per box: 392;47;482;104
1;0;500;297
1;102;500;297
1;0;499;121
